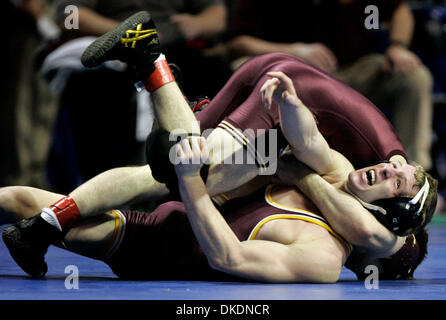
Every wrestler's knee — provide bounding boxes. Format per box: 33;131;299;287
0;187;40;223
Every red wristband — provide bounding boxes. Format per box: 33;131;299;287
50;196;80;230
144;59;175;92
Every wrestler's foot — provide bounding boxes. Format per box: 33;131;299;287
81;11;160;81
2;215;60;278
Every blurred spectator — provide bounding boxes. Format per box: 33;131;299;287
52;0;232;98
0;0;59;189
35;0;232;194
224;0;434;171
410;2;446;213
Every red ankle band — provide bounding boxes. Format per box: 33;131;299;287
50;196;80;229
144;59;175;92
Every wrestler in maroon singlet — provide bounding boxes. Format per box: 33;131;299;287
106;54;415;281
105;184;418;281
196;53;407;169
106;185;351;280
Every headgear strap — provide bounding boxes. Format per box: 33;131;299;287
345;177;430;216
408;177;430;215
344;184;387;215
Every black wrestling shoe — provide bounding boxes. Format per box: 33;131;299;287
2;215;60;278
81;11;161;81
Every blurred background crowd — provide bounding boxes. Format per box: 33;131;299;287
1;0;446;213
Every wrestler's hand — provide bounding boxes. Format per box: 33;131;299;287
261;71;302;110
174;136;210;178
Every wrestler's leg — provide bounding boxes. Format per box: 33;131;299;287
6;58;276;231
150;81;200;135
205;128;260;195
70;66;269;213
149;79;261;195
69;165;169;216
0;186;121;261
0;167;159;225
0;186;64;224
61;212;118;260
75;12;270;213
149;53;295;197
2;16;271;278
2;125;259;228
1;133;261;278
66;70;258;215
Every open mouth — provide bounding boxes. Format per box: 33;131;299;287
366;169;376;186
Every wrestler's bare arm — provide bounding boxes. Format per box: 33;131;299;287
303;174;405;257
60;82;257;218
261;71;339;176
260;72;406;256
261;73;409;171
276;154;406;257
174;137;341;283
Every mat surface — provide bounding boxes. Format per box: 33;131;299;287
1;223;446;300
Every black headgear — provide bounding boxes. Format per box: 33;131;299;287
347;178;430;236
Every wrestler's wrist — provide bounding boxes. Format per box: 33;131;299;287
174;162;203;180
177;172;203;183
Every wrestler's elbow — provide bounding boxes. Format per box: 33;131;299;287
350;222;382;249
317;266;341;284
306;252;343;284
207;246;245;273
336;216;375;248
0;187;41;223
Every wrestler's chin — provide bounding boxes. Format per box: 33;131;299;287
347;170;367;196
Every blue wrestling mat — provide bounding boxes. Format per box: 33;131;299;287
1;221;446;301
